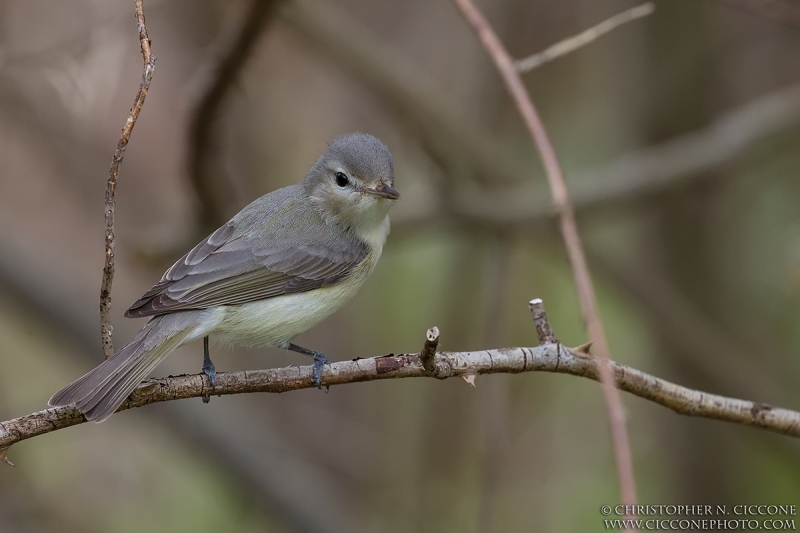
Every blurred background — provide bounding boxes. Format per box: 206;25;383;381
1;0;800;531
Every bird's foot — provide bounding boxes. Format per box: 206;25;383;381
312;351;329;391
287;343;330;391
201;358;216;403
202;335;216;403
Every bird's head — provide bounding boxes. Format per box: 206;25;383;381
304;133;399;234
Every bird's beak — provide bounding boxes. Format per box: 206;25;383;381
367;182;401;200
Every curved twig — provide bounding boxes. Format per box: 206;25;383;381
100;0;156;359
450;0;638;507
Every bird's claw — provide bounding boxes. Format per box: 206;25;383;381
287;343;330;392
201;358;216;404
312;352;329;390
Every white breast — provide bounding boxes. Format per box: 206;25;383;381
209;280;360;348
208;215;389;349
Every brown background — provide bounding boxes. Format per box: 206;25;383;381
1;0;799;531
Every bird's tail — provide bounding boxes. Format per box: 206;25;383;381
49;312;201;423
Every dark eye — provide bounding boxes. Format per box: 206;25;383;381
335;172;349;187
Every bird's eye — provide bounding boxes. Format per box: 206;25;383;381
335;172;349;188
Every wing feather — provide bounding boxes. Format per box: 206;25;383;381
125;192;369;318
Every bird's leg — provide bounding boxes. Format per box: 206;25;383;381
201;335;216;403
287;343;329;390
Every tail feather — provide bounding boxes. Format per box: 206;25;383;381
48;329;150;408
49;313;200;423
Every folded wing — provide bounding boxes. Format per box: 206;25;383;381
125;215;368;318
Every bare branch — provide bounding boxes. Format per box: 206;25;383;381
450;0;638;508
100;0;156;359
587;246;795;406
0;239;366;532
3;324;800;462
515;3;655;73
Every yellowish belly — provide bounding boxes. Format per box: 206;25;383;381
209;265;372;349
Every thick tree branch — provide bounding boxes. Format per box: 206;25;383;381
3;328;800;464
450;0;638;508
100;0;156;359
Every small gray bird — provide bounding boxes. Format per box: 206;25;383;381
50;132;399;422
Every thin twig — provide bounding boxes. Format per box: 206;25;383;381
282;3;800;233
3;327;800;462
420;327;440;374
100;0;156;359
515;3;655;73
450;0;638;508
188;0;281;233
529;298;556;344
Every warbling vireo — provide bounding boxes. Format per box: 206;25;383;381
50;132;399;422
